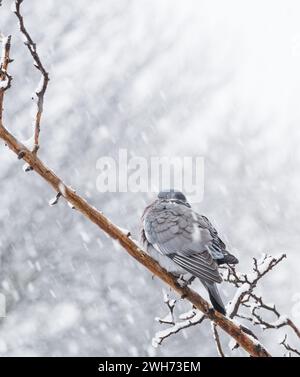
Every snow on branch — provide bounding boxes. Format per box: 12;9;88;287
152;300;206;347
155;291;177;325
12;0;49;155
222;254;300;355
223;254;287;319
152;253;299;356
0;34;12;109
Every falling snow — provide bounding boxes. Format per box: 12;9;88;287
0;0;299;357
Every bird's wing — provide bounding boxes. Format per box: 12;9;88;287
143;201;222;284
199;215;238;264
168;250;222;284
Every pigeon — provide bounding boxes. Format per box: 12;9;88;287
141;189;238;315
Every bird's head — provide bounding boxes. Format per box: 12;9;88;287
157;189;191;207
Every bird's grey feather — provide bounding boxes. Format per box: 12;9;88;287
142;200;222;284
169;252;222;284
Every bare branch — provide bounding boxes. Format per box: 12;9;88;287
212;323;225;357
13;0;49;154
280;334;300;356
252;254;287;285
247;293;300;339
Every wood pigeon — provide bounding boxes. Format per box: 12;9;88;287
141;189;238;315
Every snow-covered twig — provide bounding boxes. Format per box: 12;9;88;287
153;253;298;356
155;291;176;325
252;254;287;285
0;35;12;105
212;323;225;357
223;254;287;319
13;0;49;155
152;305;206;347
247;293;300;339
224;254;299;339
221;254;300;356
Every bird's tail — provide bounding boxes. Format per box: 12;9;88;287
201;280;226;315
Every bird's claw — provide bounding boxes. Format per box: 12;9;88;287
177;275;187;288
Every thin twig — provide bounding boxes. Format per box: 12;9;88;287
212;323;225;357
252;254;286;285
0;35;12;124
247;293;300;339
153;309;206;347
13;0;49;154
155;292;176;325
280;334;300;356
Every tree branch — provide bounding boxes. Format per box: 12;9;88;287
280;334;300;356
